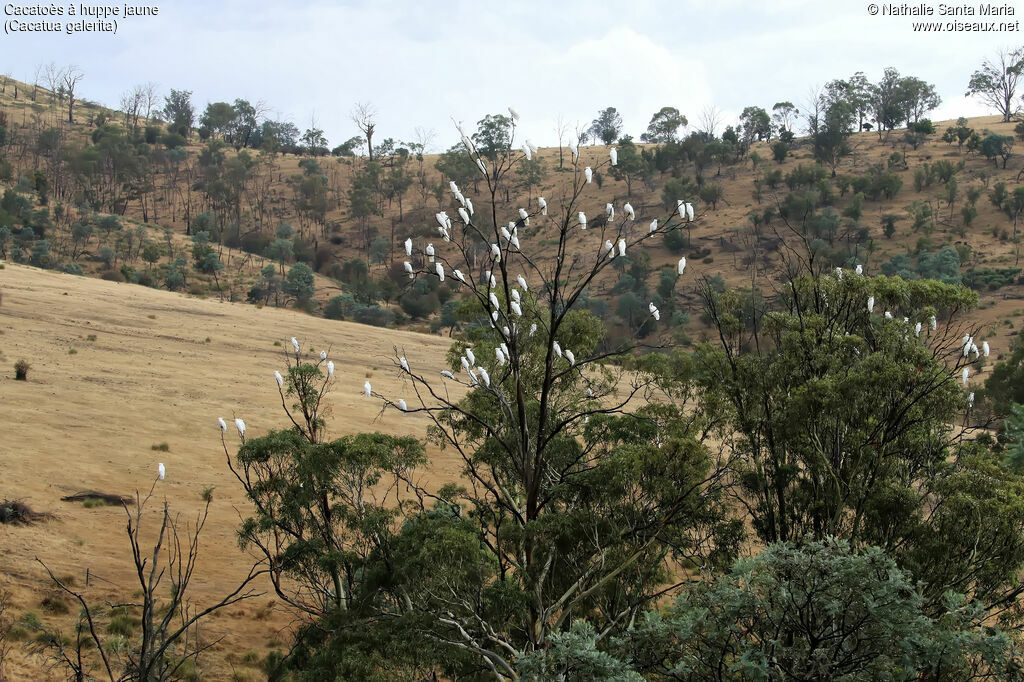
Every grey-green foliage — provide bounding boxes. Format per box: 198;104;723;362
517;621;643;681
881;246;961;285
624;539;1022;681
1004;403;1024;472
283;262;315;303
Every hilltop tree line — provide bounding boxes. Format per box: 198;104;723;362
1;52;1024;336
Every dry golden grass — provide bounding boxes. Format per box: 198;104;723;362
0;263;461;678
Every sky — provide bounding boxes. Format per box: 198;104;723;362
3;0;1022;149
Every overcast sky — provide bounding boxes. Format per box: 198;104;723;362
3;0;1021;148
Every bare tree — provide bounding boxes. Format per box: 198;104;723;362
62;67;84;124
412;125;436;154
802;84;826;137
573;119;589;146
698;105;723;138
120;85;145;132
35;483;266;681
141;81;160;122
42;62;62;108
554;113;570;168
31;63;44;102
351;101;377;161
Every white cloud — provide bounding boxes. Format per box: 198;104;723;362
1;0;1013;146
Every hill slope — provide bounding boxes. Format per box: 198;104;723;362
0;263;457;678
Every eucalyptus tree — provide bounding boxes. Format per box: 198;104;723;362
225;114;734;679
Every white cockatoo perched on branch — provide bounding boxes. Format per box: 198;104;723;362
400;356;410;372
650;219;658;233
686;202;694;222
478;367;491;387
610;147;617;166
425;243;435;263
584;167;593;184
436;263;445;282
404;261;414;279
677;257;686;275
624;203;635;221
537;196;547;215
291;337;300;354
606;203;614;219
404;238;412;256
320;350;327;361
465;348;476;366
565;349;576;365
397;399;407;412
454;269;466;283
477;158;487;175
517;275;528;290
578;212;587;229
518;207;529;225
521;141;532;160
275;370;284;388
510;301;522;317
568;140;579;160
677;200;686;219
218;417;227;433
466;197;474;215
459;207;470;224
158;463;165;480
327;361;334;377
617;239;626;257
491;243;502;262
983;341;991;357
553;341;563;358
508;106;520;121
364;381;372;397
235;418;246;437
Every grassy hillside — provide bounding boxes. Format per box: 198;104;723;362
1;77;1023;346
4;78;1024;678
0;263;458;679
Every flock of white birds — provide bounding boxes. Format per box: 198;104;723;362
151;113;990;483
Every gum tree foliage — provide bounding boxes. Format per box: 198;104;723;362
967;47;1024;122
590;107;624;145
695;250;1024;624
282;262;315;305
224;346;426;620
640;107;687;144
227;115;739;679
623;539;1023;680
739;106;772;148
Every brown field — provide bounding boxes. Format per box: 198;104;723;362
0;263;458;679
